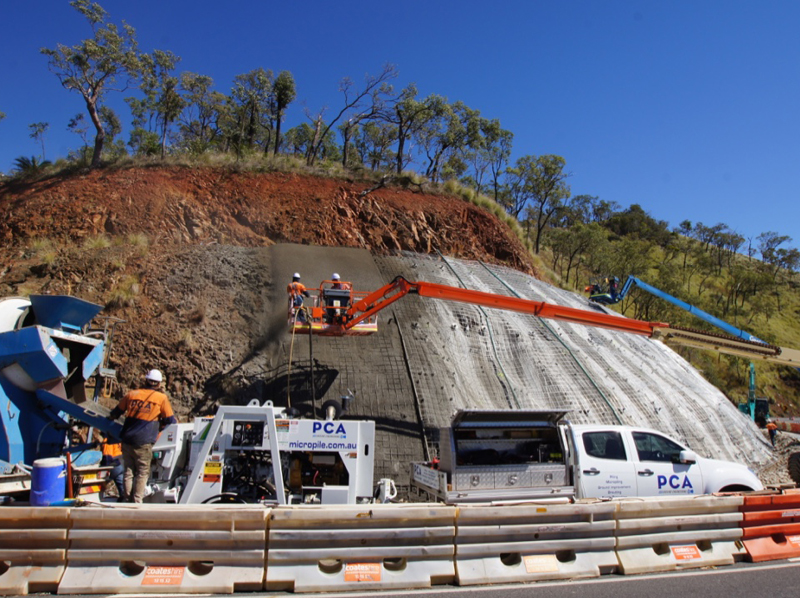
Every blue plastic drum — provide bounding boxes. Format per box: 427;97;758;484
30;457;67;506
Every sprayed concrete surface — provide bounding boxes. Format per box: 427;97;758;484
258;244;773;485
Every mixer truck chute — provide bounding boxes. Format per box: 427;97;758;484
0;295;122;473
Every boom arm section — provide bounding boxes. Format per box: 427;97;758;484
344;276;800;368
344;276;665;337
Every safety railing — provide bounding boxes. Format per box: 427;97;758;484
454;501;618;585
740;489;800;562
57;504;267;594
2;493;800;594
0;506;70;596
266;504;456;592
613;495;745;574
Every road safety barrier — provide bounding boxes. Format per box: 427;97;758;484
266;504;456;592
454;501;618;585
614;495;745;575
5;491;800;594
740;489;800;562
0;507;70;595
57;504;268;594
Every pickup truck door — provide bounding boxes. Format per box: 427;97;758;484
630;431;704;496
574;430;637;498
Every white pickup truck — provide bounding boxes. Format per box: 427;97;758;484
409;410;763;503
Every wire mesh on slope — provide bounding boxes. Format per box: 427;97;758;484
375;253;772;466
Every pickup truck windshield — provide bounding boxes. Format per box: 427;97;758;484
632;431;684;462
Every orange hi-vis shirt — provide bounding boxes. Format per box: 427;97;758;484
101;440;122;459
287;281;307;296
112;388;176;446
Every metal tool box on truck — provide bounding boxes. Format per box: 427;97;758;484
410;410;574;503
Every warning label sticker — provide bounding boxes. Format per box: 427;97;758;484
671;545;702;560
523;554;560;573
142;566;185;585
344;563;381;582
787;535;800;548
203;460;222;483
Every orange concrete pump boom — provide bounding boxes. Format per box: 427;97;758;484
289;275;800;367
344;276;665;336
340;276;800;367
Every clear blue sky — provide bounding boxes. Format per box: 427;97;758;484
2;1;799;249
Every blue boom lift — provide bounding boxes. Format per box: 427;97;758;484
587;276;771;424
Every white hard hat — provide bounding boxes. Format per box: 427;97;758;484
332;273;340;280
146;369;163;383
293;272;301;279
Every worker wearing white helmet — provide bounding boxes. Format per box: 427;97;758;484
108;368;176;503
287;272;311;322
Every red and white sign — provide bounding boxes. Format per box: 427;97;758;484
671;545;701;561
344;562;381;582
141;566;185;585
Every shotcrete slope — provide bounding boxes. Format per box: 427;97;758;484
260;244;772;484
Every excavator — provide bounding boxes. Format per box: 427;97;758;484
290;275;800;369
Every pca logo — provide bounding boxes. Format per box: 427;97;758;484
312;421;347;437
657;474;694;492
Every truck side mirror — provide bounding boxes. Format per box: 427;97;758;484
678;450;697;464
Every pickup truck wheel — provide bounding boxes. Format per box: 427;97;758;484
789;452;800;485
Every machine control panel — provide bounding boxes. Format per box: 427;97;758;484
230;420;265;448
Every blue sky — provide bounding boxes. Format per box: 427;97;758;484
2;1;799;250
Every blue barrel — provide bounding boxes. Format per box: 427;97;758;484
30;458;67;506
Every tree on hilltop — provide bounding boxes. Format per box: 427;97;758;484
28;122;49;160
306;64;398;167
41;0;142;168
127;49;184;158
271;71;296;156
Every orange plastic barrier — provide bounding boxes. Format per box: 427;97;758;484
740;490;800;562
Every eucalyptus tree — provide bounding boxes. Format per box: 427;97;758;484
270;71;296;155
306;63;397;167
417;99;481;183
461;118;511;198
380;83;436;174
355;121;397;170
68;113;91;163
28;122;49;160
100;106;126;159
503;155;571;253
41;0;142;168
224;68;273;157
177;72;226;153
127;50;183;158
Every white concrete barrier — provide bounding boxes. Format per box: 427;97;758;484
57;504;268;594
0;507;69;595
266;504;456;592
455;501;618;585
614;495;745;574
